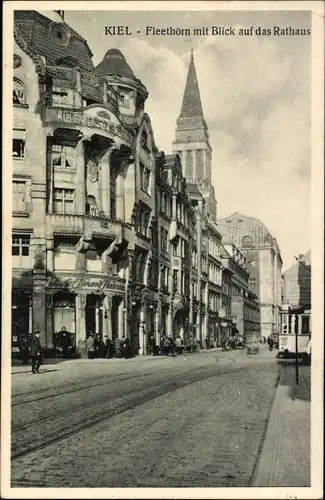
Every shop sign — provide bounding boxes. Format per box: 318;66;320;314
45;106;133;146
48;276;125;292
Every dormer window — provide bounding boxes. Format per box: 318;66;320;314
52;90;68;107
50;24;70;45
13;79;26;105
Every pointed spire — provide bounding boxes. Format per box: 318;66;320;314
180;50;204;118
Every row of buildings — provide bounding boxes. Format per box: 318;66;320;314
11;10;281;356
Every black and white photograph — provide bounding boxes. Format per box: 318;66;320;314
2;1;324;498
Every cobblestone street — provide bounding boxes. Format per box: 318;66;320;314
10;347;281;488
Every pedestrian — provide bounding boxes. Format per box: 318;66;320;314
205;336;210;350
30;331;42;374
163;336;171;356
175;335;182;355
19;333;30;364
86;332;95;359
60;327;71;358
123;336;131;358
98;336;106;358
94;334;101;358
168;335;176;357
221;336;227;352
104;335;112;358
189;334;194;353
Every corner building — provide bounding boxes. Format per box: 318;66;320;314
12;10;159;355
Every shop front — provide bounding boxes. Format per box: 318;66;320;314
46;275;126;356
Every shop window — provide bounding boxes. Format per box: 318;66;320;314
12;234;31;269
12;180;27;213
53;293;76;341
53;188;74;214
54;236;78;271
12;129;26;158
52;144;75;169
13;79;26;105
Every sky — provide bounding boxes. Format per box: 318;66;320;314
64;9;311;271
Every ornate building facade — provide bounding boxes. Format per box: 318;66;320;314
12;10;161;355
217;212;282;338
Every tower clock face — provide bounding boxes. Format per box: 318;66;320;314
13;54;22;69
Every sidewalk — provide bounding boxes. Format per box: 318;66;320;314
11;348;220;375
253;361;311;487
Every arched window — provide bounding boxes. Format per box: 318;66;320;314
242;235;253;248
13;79;26;105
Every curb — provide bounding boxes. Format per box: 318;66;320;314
250;365;283;486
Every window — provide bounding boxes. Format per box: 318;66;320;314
52;90;69;107
249;276;256;288
160;228;168;253
141;130;149;151
12;234;31;269
12;129;25;158
85;195;98;216
13;79;26;105
52;144;75;169
54;236;78;271
140;162;151;194
85;241;105;273
53;188;74;214
12;180;26;213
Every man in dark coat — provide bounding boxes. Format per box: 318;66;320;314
30;331;42;374
19;333;30;364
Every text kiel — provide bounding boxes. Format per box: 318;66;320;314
105;26;132;36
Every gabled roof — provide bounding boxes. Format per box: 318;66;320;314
180;51;204;118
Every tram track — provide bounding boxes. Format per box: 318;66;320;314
11;352;229;405
11;359;228;432
12;360;241;460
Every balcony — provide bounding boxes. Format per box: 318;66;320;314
46;213;126;239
